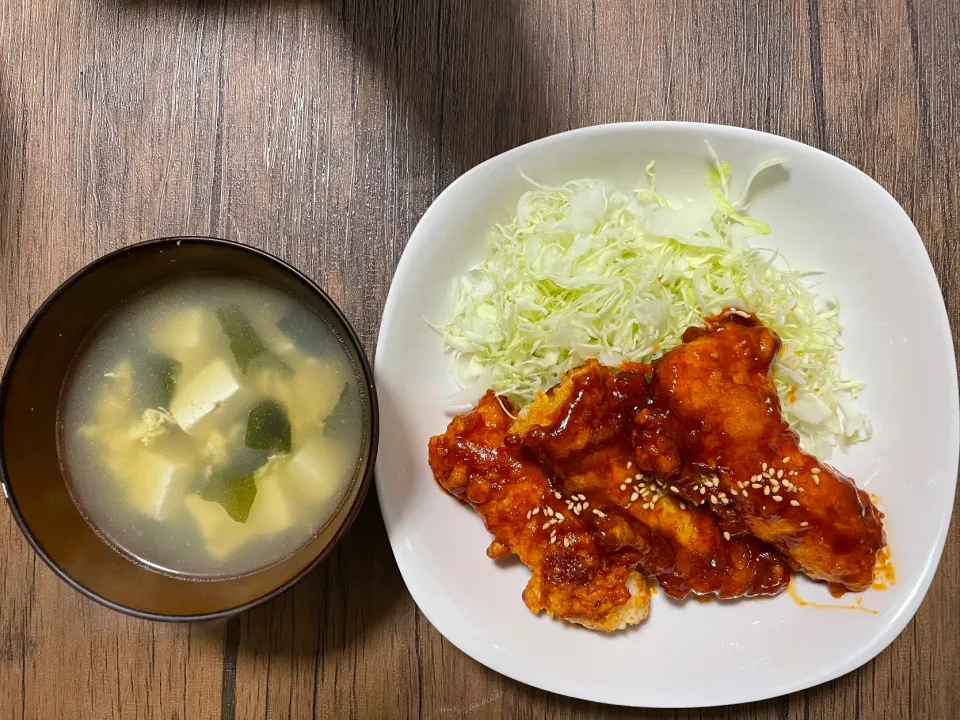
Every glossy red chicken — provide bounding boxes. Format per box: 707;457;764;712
636;309;885;592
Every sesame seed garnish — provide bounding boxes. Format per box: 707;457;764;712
563;537;570;547
575;503;582;513
752;483;762;489
526;510;531;520
532;507;540;516
555;513;564;522
800;521;809;527
763;487;770;496
545;507;554;517
582;502;589;509
635;473;643;481
772;495;783;502
679;502;687;510
630;492;640;502
594;509;606;518
700;487;706;495
670;486;679;493
782;457;791;463
811;467;821;474
554;492;562;500
550;536;556;544
790;500;800;507
710;495;718;505
723;531;731;541
777;469;784;479
730;488;739;496
627;462;632;469
620;484;627;491
762;463;768;471
541;522;550;531
813;477;820;486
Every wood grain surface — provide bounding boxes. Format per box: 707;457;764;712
0;0;957;717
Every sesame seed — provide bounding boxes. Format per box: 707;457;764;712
772;495;783;502
575;503;582;513
554;492;562;500
679;502;686;510
532;508;540;516
800;521;809;527
782;457;791;463
563;537;570;547
723;532;731;541
813;477;820;486
545;507;554;517
578;494;587;501
762;463;768;471
811;467;821;474
700;487;706;495
763;486;770;496
790;500;800;507
555;513;564;522
730;488;739;496
752;483;762;489
627;462;632;469
582;502;589;509
710;495;718;505
625;503;632;509
643;502;651;510
635;473;643;480
526;510;531;520
550;536;557;544
624;477;633;485
630;492;640;502
777;469;784;479
541;522;550;530
620;484;627;491
594;509;606;518
670;486;679;493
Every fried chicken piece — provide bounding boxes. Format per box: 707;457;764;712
428;391;650;631
640;309;885;592
509;360;791;599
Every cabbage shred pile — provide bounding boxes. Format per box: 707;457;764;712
434;152;871;456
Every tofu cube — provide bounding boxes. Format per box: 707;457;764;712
149;309;211;360
281;435;350;506
247;469;295;536
184;494;250;560
170;358;243;431
111;448;192;521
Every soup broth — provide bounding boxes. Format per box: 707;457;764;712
58;274;365;578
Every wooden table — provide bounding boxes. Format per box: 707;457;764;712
1;0;957;717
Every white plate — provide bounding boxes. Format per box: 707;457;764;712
374;122;959;707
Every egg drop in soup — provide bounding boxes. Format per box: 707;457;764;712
58;275;366;578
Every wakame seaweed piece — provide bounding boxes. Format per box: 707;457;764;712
216;305;268;373
199;471;258;523
277;310;330;357
134;354;181;410
245;399;292;454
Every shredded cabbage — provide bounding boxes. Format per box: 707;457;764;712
433;147;871;456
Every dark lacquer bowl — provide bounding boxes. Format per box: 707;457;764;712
0;237;378;620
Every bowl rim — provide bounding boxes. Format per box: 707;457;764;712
0;235;380;622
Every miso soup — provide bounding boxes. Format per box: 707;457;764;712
58;275;366;578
